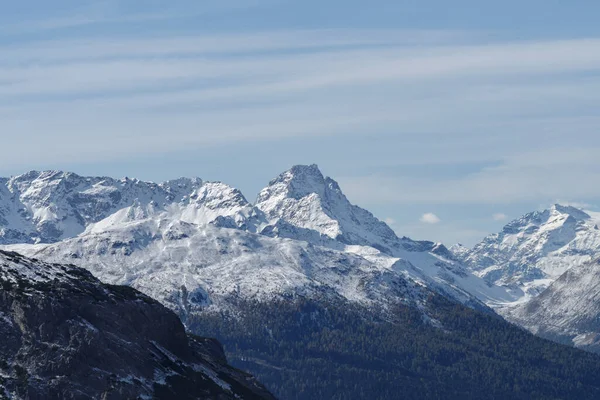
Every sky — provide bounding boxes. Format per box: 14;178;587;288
1;0;600;246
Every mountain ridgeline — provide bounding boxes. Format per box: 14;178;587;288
3;166;600;398
0;166;514;314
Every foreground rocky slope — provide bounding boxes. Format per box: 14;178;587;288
0;250;273;400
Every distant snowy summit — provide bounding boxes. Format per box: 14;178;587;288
0;165;514;320
452;204;600;299
451;204;600;352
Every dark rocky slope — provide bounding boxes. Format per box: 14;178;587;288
0;250;274;400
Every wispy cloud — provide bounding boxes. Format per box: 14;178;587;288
339;147;600;205
4;36;600;99
1;25;600;180
0;0;277;35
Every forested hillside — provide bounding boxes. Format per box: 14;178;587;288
190;295;600;400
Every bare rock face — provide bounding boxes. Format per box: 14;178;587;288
0;250;274;400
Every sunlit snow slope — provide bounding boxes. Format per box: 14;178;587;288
454;205;600;302
1;166;514;319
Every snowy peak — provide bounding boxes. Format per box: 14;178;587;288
255;164;401;252
430;242;456;260
457;203;600;299
159;176;204;201
2;170;197;243
501;204;590;236
252;167;497;310
257;164;328;201
551;204;591;221
256;164;349;212
449;243;470;259
191;182;249;209
0;166;408;254
256;164;342;240
179;181;257;230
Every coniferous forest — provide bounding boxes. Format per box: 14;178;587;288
189;295;600;400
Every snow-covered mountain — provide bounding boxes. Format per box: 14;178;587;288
0;165;514;320
256;164;417;252
0;170;197;243
454;204;600;301
0;170;265;245
7;221;433;315
450;204;600;352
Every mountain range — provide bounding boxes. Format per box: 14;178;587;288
4;165;600;397
0;166;514;318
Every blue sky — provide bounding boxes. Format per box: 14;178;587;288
1;0;600;246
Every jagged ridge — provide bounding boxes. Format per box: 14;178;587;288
1;165;516;317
